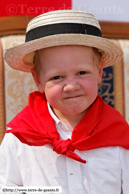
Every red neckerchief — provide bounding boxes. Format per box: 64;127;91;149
6;91;129;163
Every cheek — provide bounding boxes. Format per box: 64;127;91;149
82;78;98;92
44;84;62;103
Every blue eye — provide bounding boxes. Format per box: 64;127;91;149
78;71;86;75
53;76;62;80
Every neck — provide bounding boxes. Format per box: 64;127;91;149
53;108;89;131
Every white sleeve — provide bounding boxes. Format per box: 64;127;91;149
0;133;23;190
120;147;129;193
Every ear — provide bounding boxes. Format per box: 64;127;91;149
31;69;44;93
97;58;103;84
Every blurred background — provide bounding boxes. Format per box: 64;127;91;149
0;0;129;143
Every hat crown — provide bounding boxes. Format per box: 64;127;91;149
26;10;101;33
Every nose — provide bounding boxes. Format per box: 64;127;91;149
63;78;80;92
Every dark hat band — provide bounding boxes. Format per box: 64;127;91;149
25;23;102;42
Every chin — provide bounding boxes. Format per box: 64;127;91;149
63;108;89;116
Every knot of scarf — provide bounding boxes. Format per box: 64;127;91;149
52;138;86;163
52;139;74;154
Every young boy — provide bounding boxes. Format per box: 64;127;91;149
1;10;129;194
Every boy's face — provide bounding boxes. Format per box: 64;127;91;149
32;45;103;117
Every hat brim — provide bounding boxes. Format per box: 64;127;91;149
4;34;123;72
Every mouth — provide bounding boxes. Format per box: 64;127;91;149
64;95;82;99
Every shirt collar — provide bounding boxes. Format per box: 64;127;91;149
47;102;61;125
47;103;72;138
47;102;71;131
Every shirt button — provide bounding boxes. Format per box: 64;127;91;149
70;173;73;175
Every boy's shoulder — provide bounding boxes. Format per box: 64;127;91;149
104;99;126;122
96;95;128;130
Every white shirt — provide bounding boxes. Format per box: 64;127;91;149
0;104;129;194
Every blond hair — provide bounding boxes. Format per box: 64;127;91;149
91;47;103;70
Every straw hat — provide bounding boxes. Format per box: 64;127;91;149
4;10;123;72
